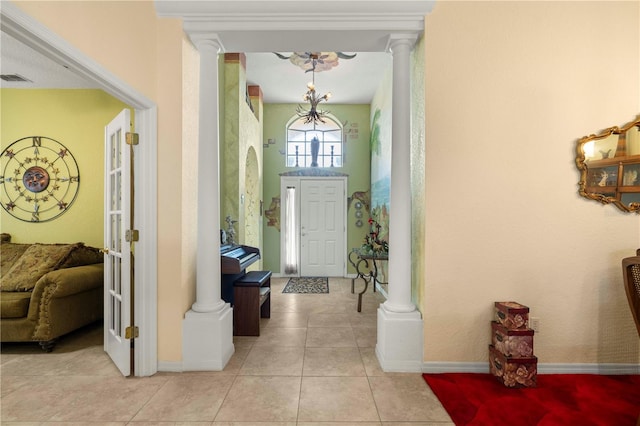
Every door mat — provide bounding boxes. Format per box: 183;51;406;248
283;277;329;294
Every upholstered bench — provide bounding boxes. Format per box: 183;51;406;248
233;270;271;336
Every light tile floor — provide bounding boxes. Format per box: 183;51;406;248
1;277;454;425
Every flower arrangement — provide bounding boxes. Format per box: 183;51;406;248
361;217;388;255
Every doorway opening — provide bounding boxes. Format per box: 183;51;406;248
1;3;158;376
280;175;347;278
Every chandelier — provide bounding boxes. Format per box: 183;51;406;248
295;54;332;125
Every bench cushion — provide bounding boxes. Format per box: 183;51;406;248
235;270;272;286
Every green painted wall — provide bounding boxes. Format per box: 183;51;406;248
1;89;131;247
262;103;371;274
221;55;263;262
410;35;426;313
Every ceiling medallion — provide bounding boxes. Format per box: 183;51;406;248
274;51;357;73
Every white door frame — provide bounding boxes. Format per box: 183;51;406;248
280;176;347;277
1;3;158;377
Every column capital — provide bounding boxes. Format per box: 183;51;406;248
386;33;419;53
190;34;225;53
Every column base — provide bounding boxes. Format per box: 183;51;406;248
182;304;234;371
376;304;423;372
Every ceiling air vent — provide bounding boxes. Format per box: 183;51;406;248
0;74;32;82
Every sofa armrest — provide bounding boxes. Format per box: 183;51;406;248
28;264;104;321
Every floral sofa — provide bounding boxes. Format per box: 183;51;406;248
0;234;104;351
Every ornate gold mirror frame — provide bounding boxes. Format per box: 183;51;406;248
576;116;640;213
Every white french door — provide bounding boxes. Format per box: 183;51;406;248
299;178;346;277
104;109;133;376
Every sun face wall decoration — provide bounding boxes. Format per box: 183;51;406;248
1;136;80;222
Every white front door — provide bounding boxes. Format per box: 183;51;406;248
104;109;133;376
300;179;346;277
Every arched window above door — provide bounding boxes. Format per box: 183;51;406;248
286;114;344;168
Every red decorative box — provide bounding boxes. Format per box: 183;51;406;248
489;344;537;388
491;321;534;358
495;301;529;330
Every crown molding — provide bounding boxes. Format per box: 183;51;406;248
154;0;435;52
155;1;435;19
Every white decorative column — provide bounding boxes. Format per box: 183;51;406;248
376;34;424;372
183;36;234;371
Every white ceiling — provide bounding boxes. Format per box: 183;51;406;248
0;31;100;89
1;31;391;104
245;52;390;104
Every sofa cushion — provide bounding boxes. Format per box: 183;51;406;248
0;291;32;318
58;244;104;268
0;242;30;277
0;243;81;292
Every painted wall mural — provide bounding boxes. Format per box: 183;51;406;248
264;196;281;231
347;190;370;213
369;67;393;242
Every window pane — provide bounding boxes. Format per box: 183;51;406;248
325;130;342;141
286;115;344;168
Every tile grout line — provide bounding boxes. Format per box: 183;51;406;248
112;371;171;423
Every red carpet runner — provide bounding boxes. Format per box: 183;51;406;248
423;373;640;426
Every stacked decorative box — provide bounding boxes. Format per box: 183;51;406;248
489;301;538;388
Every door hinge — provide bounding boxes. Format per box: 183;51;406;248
126;132;139;145
125;229;139;242
125;326;139;339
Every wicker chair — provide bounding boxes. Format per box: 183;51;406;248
622;251;640;338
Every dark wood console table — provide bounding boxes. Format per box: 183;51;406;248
348;248;388;312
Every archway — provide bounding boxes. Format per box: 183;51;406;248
244;146;260;257
157;0;434;372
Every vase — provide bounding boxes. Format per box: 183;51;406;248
310;136;320;167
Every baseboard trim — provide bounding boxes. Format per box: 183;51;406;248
422;362;489;373
158;360;183;372
376;346;423;372
422;362;640;375
537;363;640;375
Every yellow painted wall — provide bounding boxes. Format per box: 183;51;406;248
1;89;130;247
424;1;640;365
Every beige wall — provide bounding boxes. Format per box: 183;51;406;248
424;1;640;365
13;0;191;363
13;0;639;369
